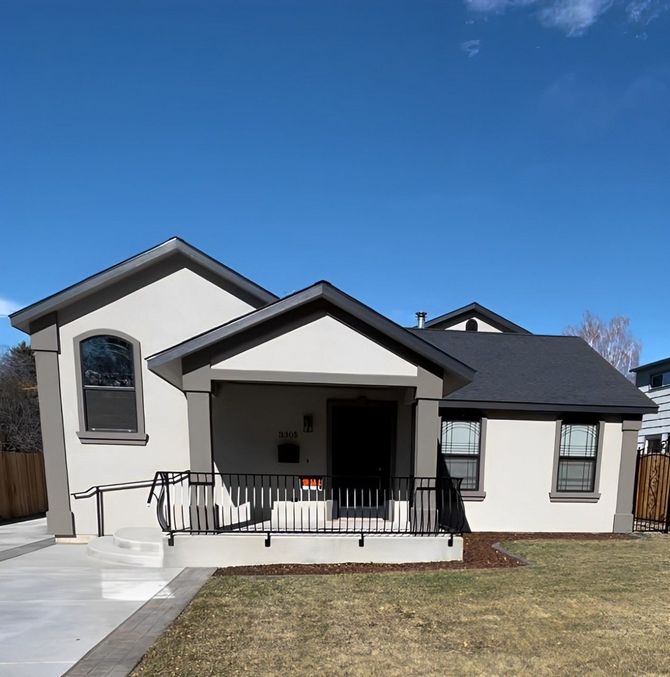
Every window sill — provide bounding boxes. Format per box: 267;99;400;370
549;491;601;503
461;490;486;502
77;431;148;446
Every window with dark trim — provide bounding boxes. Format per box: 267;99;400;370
647;436;663;454
650;371;670;388
80;335;138;432
465;318;478;332
556;422;599;493
441;418;481;490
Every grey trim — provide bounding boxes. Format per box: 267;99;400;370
630;356;670;373
211;368;419;387
10;237;277;333
613;419;643;533
76;431;148;445
148;282;475;389
549;492;601;503
73;329;147;445
461;491;487;502
423;302;530;334
65;567;214;677
549;419;604;503
30;315;60;351
186;391;213;473
33;349;76;536
440;399;656;416
0;537;55;562
414;369;442;477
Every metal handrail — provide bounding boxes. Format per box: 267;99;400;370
72;477;172;537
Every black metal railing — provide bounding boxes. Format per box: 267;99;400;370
73;478;161;537
147;471;467;544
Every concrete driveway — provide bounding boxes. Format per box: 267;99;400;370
0;520;182;677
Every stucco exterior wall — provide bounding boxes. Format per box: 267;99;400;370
58;267;255;535
214;315;418;376
463;417;623;532
211;382;413;477
438;317;501;333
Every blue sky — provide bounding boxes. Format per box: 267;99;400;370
1;0;668;362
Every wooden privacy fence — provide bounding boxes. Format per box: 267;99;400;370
0;451;48;520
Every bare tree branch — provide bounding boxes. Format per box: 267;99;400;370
0;341;42;451
563;311;641;382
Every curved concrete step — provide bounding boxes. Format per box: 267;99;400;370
88;536;164;567
113;527;164;554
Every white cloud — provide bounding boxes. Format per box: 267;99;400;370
461;39;482;57
463;0;668;35
0;298;19;318
627;0;669;23
466;0;536;10
538;0;614;35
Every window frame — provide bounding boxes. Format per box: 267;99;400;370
440;414;487;501
549;419;604;502
650;371;670;389
74;329;147;445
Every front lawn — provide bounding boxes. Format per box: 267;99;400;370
133;535;670;676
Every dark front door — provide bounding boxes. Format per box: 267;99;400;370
330;401;395;510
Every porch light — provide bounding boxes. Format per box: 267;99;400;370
303;414;313;433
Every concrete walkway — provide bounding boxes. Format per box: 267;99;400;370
0;517;52;559
0;536;182;677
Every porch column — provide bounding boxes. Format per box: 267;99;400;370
414;368;442;476
30;316;75;536
613;419;643;533
31;317;75;537
412;368;442;531
184;366;213;474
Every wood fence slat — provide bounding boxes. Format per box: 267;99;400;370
0;451;48;520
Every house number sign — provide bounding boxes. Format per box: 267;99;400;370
278;431;298;439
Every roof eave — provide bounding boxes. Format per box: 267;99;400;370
147;281;476;385
9;237;278;334
440;398;657;416
424;302;530;334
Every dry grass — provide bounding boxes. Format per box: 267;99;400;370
133;535;670;676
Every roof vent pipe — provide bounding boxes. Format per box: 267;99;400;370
416;311;427;329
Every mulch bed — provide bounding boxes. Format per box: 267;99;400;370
214;532;631;577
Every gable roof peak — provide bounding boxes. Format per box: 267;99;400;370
10;237;278;333
424;301;530;334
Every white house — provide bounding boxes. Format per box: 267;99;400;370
632;357;670;453
10;238;656;566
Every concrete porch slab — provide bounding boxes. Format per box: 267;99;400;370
163;533;464;568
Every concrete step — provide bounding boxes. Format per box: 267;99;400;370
87;535;164;567
113;527;164;554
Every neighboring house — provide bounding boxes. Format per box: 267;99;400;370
631;357;670;453
9;238;657;565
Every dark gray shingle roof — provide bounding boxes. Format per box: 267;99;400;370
411;329;657;415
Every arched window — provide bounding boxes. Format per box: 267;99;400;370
75;332;145;442
465;318;478;332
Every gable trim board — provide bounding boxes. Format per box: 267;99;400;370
424;302;530;334
9;237;277;333
147;282;476;391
